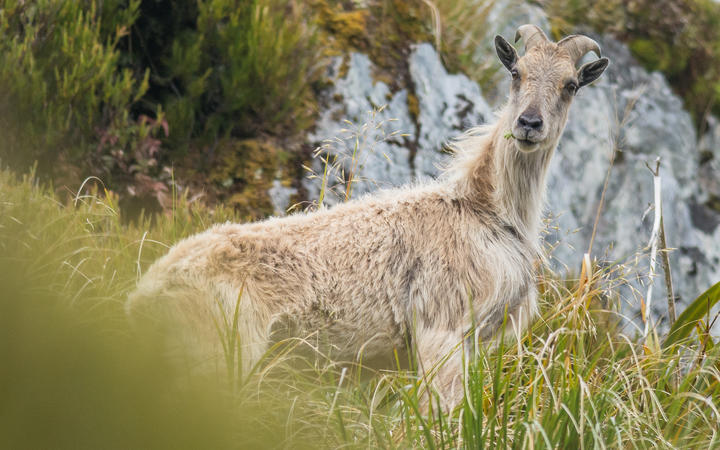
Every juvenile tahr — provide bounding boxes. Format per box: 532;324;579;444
127;24;609;410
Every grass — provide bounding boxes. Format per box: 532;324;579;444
2;163;719;449
422;0;503;88
302;106;408;209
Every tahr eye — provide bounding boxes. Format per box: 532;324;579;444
511;69;519;80
565;82;578;95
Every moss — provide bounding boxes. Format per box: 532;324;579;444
337;55;351;80
323;8;370;47
629;38;688;76
313;0;433;91
629;39;665;71
200;138;291;220
707;195;720;213
407;91;420;123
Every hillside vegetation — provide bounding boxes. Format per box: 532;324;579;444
4;0;720;216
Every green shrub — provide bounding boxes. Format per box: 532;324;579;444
0;0;325;215
0;0;148;173
129;0;322;149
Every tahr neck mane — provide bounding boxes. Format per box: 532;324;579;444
447;108;560;239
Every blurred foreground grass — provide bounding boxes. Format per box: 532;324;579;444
1;167;719;449
0;168;328;449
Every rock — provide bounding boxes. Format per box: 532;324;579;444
268;180;297;216
304;12;720;334
308;45;492;205
546;34;720;331
409;43;493;179
699;115;720;205
307;53;414;205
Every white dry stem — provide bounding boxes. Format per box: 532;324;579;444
644;158;662;337
137;230;149;282
327;366;347;420
73;176;105;207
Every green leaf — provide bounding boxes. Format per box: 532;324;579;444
663;281;720;349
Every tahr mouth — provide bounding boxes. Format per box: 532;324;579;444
516;137;540;152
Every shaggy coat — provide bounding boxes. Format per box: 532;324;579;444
127;26;609;410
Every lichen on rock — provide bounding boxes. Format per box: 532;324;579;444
199;139;293;220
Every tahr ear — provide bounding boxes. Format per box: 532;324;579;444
578;57;609;87
494;35;518;71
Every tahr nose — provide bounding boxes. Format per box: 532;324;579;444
518;113;543;131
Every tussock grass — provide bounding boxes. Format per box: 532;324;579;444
422;0;499;86
1;166;719;449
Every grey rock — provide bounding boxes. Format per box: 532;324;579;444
302;13;720;334
546;34;720;331
307;54;413;205
308;45;492;204
699;115;720;204
409;43;494;179
268;179;297;216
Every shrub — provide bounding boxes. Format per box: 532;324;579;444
0;0;325;215
128;0;323;148
0;0;148;173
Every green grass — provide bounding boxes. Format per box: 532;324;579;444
1;166;719;449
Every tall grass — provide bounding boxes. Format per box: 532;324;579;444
303;106;408;209
2;162;719;448
422;0;499;85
